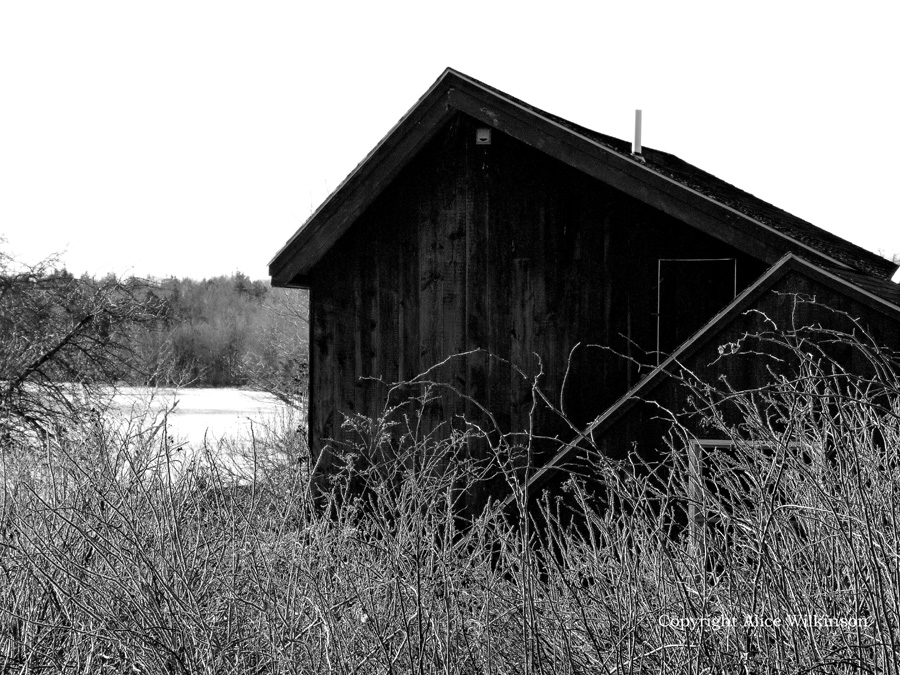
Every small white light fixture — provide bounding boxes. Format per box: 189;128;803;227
475;128;492;145
892;266;900;284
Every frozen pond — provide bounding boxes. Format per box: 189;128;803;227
106;386;294;448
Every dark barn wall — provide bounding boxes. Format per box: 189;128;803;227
666;270;900;441
535;269;900;502
308;112;768;488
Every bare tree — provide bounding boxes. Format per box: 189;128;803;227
239;286;309;410
0;250;162;446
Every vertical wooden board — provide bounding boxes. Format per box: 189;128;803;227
507;145;536;422
484;132;513;439
541;169;577;427
368;223;382;420
507;139;536;387
462;121;497;505
528;166;570;461
501;134;563;444
356;218;382;426
504;146;529;439
530;174;554;397
599;195;636;418
592;192;617;420
352;229;367;425
416;123;472;436
309;290;325;470
510;256;535;460
464;123;491;429
536;157;598;430
616;201;654;381
417;167;440;434
310;273;338;475
376;204;401;398
440;118;469;428
362;209;395;425
307;289;317;459
329;240;359;452
547;176;573;421
398;178;421;387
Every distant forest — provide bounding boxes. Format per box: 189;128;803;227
131;272;309;392
0;248;309;406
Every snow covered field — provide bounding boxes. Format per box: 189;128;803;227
107;386;291;448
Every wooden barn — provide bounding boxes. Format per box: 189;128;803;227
269;68;900;508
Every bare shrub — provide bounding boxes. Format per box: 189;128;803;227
1;316;898;673
0;251;163;450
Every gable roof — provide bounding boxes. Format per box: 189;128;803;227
270;68;898;288
510;252;900;505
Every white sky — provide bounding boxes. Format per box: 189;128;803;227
1;1;898;281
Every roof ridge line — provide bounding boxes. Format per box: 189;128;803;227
450;72;856;273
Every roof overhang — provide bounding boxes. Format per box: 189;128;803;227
268;70;463;288
270;68;898;287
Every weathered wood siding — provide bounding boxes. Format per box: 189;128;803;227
308;113;767;491
540;268;900;487
518;268;900;529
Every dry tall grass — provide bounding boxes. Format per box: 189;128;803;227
1;323;898;673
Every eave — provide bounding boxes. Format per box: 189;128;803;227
270;68;898;287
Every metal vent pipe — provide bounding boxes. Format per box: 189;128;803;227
633;109;642;155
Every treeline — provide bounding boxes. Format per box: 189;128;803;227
131;272;308;398
0;248;309;415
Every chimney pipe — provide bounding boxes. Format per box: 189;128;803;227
633;109;642;155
